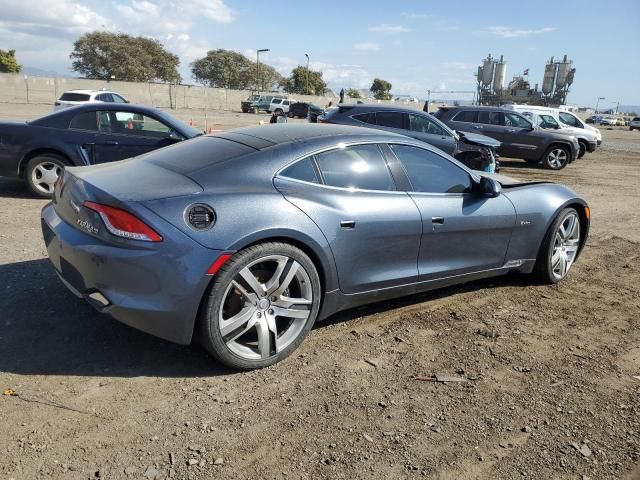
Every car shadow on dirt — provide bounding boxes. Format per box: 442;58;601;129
498;159;543;170
0;257;536;378
0;177;38;199
0;258;232;378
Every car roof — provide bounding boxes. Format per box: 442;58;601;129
63;89;118;95
336;103;429;114
29;103;167;127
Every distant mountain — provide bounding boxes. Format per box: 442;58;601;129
619;105;640;114
21;66;74;77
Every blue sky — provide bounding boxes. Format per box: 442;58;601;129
1;0;638;106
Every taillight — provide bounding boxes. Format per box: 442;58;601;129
83;201;162;242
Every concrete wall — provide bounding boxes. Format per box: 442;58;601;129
0;73;422;112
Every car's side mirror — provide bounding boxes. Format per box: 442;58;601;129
476;176;501;197
168;130;184;142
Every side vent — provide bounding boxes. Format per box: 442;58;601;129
185;204;215;231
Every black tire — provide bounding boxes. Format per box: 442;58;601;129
577;141;586;159
197;242;321;370
287;112;294;118
24;154;67;198
541;145;570;170
274;108;284;115
534;207;580;284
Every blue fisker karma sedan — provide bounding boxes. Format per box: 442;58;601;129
41;124;589;369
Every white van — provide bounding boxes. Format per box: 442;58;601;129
503;104;600;158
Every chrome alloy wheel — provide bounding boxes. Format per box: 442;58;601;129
546;148;568;169
219;255;313;360
31;161;62;195
551;211;580;280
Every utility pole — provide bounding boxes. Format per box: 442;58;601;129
256;48;270;94
305;53;310;96
595;96;605;114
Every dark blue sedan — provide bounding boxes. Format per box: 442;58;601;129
0;103;202;197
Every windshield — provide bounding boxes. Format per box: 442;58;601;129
156;111;203;138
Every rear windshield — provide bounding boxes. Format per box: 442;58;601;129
142;136;256;174
60;93;90;102
634;117;640;122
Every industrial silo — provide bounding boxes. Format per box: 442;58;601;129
482;55;495;87
542;57;557;95
493;56;507;91
555;55;571;89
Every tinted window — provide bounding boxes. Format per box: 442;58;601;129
96;93;113;102
409;114;446;136
272;99;282;105
145;136;254;174
352;112;376;125
315;144;395;191
505;112;532;128
559;112;580;127
478;111;504;126
69;111;98;131
452;110;478;123
112;94;128;103
59;93;90;102
376;112;406;129
280;157;319;184
98;111;171;136
538;114;559;129
390;144;471;194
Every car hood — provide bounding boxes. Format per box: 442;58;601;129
456;130;501;148
476;171;551;188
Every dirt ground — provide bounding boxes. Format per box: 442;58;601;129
0;109;639;479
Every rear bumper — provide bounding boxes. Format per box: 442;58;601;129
41;203;221;344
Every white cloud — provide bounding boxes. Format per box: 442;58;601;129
368;24;411;33
353;42;380;53
487;26;555;38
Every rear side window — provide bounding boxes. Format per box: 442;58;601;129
280;157;319;184
60;93;90;102
272;99;282;105
391;144;471;194
452;110;478;123
376;112;406;129
69;111;98;131
315;144;395;191
145;136;255;174
352;112;376;125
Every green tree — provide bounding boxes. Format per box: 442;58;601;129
70;32;180;83
370;78;392;100
282;66;327;95
191;49;283;90
346;88;361;98
0;49;22;73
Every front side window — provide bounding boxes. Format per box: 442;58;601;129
559;112;581;128
112;94;128;103
376;112;406;129
390;144;471;194
98;111;171;136
452;110;478;123
538;114;559;129
272;99;282;105
478;111;504;125
315;144;395;191
280;157;319;184
505;112;532;129
409;114;446;136
96;93;113;102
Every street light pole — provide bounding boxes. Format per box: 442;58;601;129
305;53;310;96
595;96;605;114
256;48;270;94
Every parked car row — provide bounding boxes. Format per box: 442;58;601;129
586;115;630;126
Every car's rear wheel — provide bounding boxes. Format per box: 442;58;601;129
198;242;321;370
274;108;284;115
542;145;570;170
534;207;581;283
25;154;67;198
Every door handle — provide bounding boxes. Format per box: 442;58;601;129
340;220;356;229
431;216;445;225
104;140;119;145
506;128;516;133
473;125;483;130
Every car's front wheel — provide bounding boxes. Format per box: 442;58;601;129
535;208;581;283
198;242;321;370
542;145;570;170
25;154;67;198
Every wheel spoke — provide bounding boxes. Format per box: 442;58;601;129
275;295;313;308
221;305;256;338
272;261;300;297
558;254;567;277
271;305;310;319
231;280;258;305
264;256;288;294
551;250;562;268
255;317;272;359
239;266;266;297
